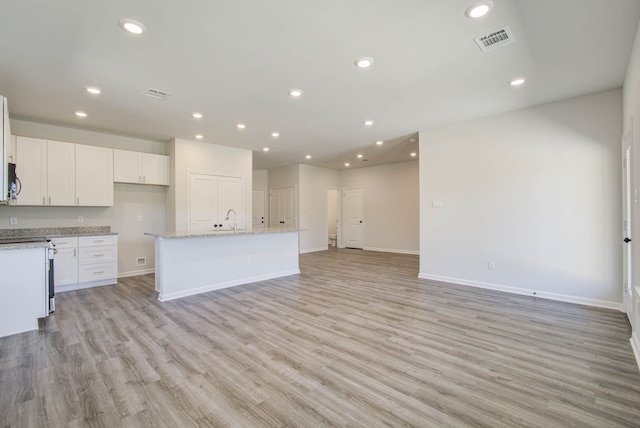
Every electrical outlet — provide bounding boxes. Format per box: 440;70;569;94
136;257;146;266
136;215;143;222
77;216;84;223
488;261;496;270
10;217;17;225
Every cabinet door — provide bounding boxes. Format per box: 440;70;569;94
15;136;47;205
76;145;113;206
54;247;78;286
113;149;142;184
142;153;169;185
47;140;76;206
218;176;243;229
188;173;219;232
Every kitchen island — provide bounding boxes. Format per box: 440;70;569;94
145;228;300;302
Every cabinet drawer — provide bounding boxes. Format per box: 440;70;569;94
79;262;117;282
79;246;116;264
79;235;117;247
50;237;78;249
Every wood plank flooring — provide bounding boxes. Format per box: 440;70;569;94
1;248;640;427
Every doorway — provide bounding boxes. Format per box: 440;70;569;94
327;189;339;248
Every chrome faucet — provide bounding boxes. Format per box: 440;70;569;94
225;208;237;232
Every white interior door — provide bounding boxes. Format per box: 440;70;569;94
623;129;634;322
252;188;266;228
218;176;243;229
271;187;296;227
343;188;364;249
188;173;218;232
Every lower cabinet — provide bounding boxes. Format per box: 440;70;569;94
51;235;118;292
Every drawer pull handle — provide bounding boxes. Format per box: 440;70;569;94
94;240;104;243
93;271;104;274
93;254;104;257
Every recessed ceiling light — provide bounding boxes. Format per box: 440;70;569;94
195;134;203;139
410;152;417;157
510;78;526;86
263;147;270;152
305;155;312;159
289;89;303;97
75;111;87;118
354;57;374;68
376;140;384;146
271;132;280;138
465;1;494;19
192;112;203;119
236;123;246;129
119;18;146;35
363;120;374;126
357;154;364;158
344;162;350;167
84;86;101;95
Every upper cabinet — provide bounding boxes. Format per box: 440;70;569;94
76;145;113;207
16;137;76;206
15;136;113;207
113;149;169;186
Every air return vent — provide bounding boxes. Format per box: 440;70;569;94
143;88;170;100
474;26;515;52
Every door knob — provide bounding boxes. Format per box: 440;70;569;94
624;237;632;243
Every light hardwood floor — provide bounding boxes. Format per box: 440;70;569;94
1;249;640;427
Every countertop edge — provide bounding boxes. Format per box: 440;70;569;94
145;228;300;239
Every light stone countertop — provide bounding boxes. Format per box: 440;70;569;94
0;241;50;251
145;227;300;239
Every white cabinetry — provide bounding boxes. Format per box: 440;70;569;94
78;235;118;282
51;235;118;292
76;145;113;206
114;149;169;185
16;137;75;206
15;137;113;206
50;237;78;286
188;173;243;232
0;246;48;338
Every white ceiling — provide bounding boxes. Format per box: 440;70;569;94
1;0;639;170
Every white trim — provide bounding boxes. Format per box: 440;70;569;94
118;268;154;278
631;333;640;374
364;247;419;256
418;273;623;311
158;269;300;302
56;278;117;293
300;247;328;254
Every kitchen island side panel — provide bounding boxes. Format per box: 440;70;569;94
155;231;299;301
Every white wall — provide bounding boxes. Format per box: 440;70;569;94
419;89;623;309
1;120;167;276
167;138;252;232
299;165;340;252
340;160;419;254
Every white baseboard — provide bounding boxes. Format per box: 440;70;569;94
418;273;623;311
364;247;420;255
118;268;154;278
56;278;117;293
631;334;640;375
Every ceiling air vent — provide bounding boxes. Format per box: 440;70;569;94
143;88;170;100
474;26;515;52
